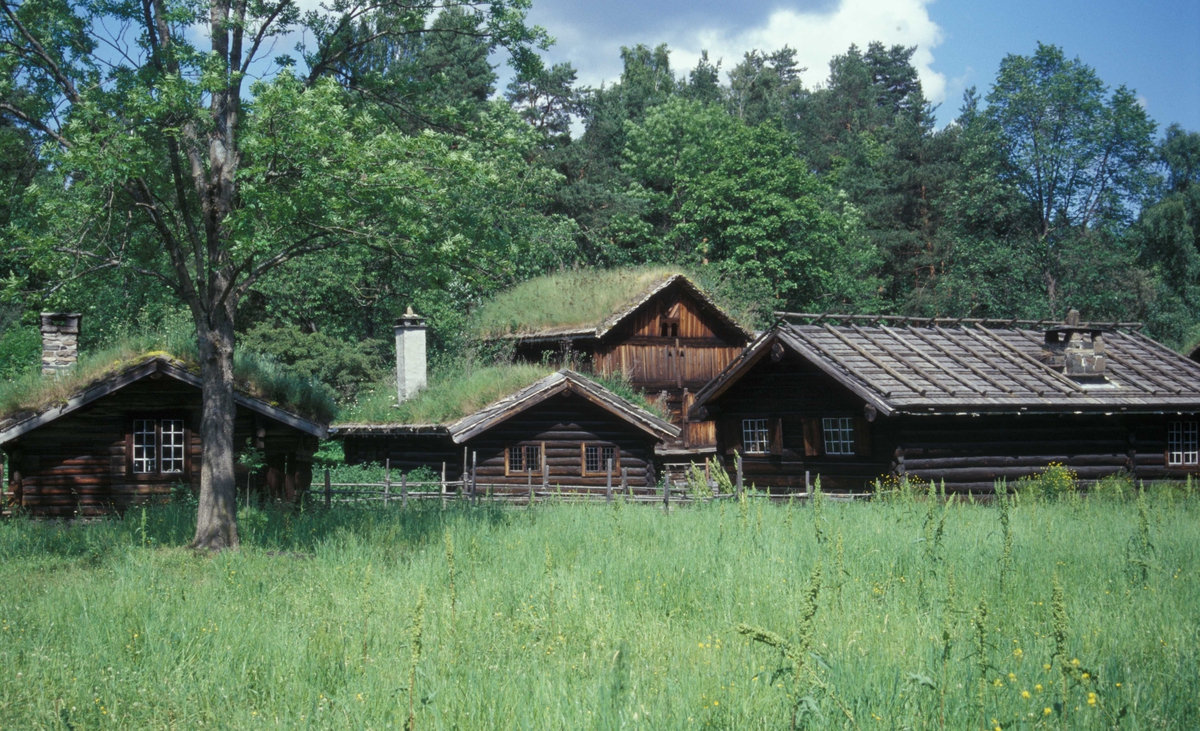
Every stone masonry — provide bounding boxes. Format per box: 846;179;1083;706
40;313;82;376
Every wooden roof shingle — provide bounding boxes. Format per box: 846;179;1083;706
691;319;1200;417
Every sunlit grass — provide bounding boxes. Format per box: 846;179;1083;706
0;492;1196;729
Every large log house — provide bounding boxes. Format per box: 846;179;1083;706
688;313;1200;493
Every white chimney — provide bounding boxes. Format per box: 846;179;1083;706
395;307;427;403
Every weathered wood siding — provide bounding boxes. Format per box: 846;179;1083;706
341;395;661;489
465;395;658;488
709;346;1200;493
3;378;312;517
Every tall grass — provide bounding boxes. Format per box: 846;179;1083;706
0;331;336;424
0;492;1197;729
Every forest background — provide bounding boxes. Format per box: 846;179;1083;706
2;4;1199;407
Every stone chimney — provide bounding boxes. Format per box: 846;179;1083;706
394;307;427;403
40;313;82;376
1042;309;1106;380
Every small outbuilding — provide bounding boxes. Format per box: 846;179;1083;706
335;369;679;492
1;315;330;517
689;312;1200;493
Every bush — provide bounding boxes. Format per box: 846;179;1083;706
1016;462;1079;499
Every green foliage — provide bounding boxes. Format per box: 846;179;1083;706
240;323;388;401
0;321;38;381
0;495;1197;727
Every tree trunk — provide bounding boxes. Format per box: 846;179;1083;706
190;311;240;550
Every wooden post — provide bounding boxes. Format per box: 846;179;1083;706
462;447;469;500
401;471;408;509
470;451;477;505
805;470;810;496
441;462;447;508
663;479;670;513
621;467;628;497
736;453;743;498
383;459;391;508
528;468;534;506
542;461;549;492
324;468;331;509
606;458;613;503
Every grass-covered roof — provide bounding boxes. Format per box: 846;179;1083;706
0;335;337;428
335;361;668;427
471;267;758;339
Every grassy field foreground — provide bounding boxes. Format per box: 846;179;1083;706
0;492;1197;729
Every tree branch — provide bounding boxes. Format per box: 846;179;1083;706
0;101;71;147
0;0;82;103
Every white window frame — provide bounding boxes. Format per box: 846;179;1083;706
822;417;856;456
1168;420;1198;467
132;419;157;474
160;419;186;474
742;418;770;455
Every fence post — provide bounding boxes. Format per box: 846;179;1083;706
805;470;811;497
528;468;534;507
383;459;391;508
470;451;477;505
324;468;331;510
736;453;743;498
606;459;613;503
401;471;408;509
542;461;549;493
441;462;447;508
621;467;628;498
663;479;670;513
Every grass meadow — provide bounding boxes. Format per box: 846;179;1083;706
0;489;1197;730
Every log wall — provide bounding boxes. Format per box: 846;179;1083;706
3;378;313;517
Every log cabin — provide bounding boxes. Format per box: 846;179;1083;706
688;312;1200;494
1;315;330;517
475;270;755;455
335;369;679;492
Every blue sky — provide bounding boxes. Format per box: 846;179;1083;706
524;0;1200;132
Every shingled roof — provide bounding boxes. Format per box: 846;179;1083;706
691;316;1200;417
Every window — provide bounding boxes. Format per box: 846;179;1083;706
822;417;855;455
742;418;770;454
131;418;188;475
161;419;186;473
583;444;618;475
1168;421;1198;467
507;444;542;474
660;320;679;338
132;419;157;473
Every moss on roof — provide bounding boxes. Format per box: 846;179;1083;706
335;361;669;426
0;335;336;427
472;266;759;339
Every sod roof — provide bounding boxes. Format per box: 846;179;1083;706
471;267;755;341
332;363;670;432
0;340;335;436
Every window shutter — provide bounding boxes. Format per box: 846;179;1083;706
802;419;822;457
854;417;871;456
770;418;784;455
725;418;742;455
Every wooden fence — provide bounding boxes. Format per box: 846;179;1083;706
315;456;873;509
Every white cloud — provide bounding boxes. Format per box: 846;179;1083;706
542;0;947;104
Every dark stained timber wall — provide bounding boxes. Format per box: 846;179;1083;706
3;378;315;517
